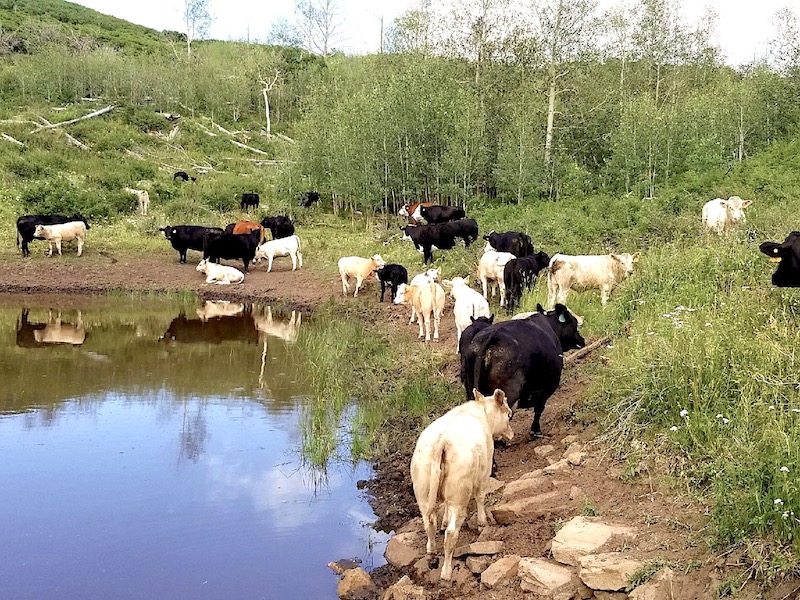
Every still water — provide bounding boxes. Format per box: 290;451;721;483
0;297;388;600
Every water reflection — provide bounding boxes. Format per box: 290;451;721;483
0;297;386;600
16;308;86;347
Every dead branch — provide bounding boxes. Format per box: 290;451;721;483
194;122;218;137
273;132;296;145
167;125;179;141
0;119;38;126
230;139;269;156
564;336;612;367
29;105;115;133
1;133;24;146
211;121;234;135
36;115;90;150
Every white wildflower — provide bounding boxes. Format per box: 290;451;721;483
781;466;790;473
769;406;776;411
647;331;655;336
606;344;614;349
793;409;800;414
705;322;712;327
783;512;790;519
680;409;689;418
722;418;730;424
670;426;678;432
775;498;784;505
716;414;723;419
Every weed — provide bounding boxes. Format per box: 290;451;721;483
627;558;674;590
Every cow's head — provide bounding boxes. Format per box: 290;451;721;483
473;388;514;442
393;283;409;305
196;259;208;273
724;196;752;224
159;226;174;240
372;254;386;269
398;205;410;217
400;225;416;241
613;252;639;277
537;303;585;350
33;224;45;238
760;232;800;287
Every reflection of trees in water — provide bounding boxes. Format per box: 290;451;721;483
178;399;209;464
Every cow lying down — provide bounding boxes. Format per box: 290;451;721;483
196;259;244;285
411;388;513;581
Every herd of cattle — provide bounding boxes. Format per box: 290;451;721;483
10;193;800;579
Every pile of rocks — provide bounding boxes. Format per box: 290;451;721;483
332;439;677;599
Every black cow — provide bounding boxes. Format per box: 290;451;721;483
159;225;224;264
203;229;261;272
299;191;321;207
159;311;258;344
375;264;408;302
458;315;495;385
400;218;479;264
461;303;584;437
241;193;260;211
17;214;91;257
418;204;466;224
173;171;196;182
483;231;535;258
503;251;551;312
760;232;800;287
260;216;295;240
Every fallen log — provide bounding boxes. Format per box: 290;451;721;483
564;336;612;367
29;105;115;133
230;139;269;156
1;133;24;146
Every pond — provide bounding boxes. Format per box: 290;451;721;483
0;296;389;600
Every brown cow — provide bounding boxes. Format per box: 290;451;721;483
225;220;265;244
398;201;434;224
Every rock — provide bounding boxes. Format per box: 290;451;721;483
578;553;645;592
337;567;377;600
569;485;582;500
396;518;424;534
381;575;427;600
413;556;431;579
567;451;588;466
451;563;474;589
476;526;501;541
518;557;585;597
329;558;362;575
628;567;676;600
534;444;557;457
481;555;520;588
543;458;571;474
594;592;628;600
454;541;505;557
518;468;545;480
565;442;583;455
386;532;425;568
503;475;551;498
492;490;562;524
551;517;637;566
486;477;505;495
562;434;579;447
466;555;493;574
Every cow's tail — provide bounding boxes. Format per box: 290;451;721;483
16;226;19;248
426;435;447;521
473;336;501;402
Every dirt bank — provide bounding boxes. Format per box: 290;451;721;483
0;254;781;600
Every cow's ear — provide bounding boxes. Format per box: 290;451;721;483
488;314;495;323
555;303;568;322
463;276;470;285
536;303;545;314
472;388;485;403
632;252;641;262
742;199;753;208
470;315;476;323
492;389;506;406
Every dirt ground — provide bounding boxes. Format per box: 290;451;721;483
1;253;796;600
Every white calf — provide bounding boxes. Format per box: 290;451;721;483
442;276;491;346
34;310;86;345
393;281;446;342
477;250;515;306
405;268;442;324
254;306;302;343
411;389;513;581
701;196;752;234
547;252;639;306
254;235;303;272
196;259;245;285
338;254;386;297
33;221;87;257
124;187;150;216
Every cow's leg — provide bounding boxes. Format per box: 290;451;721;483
600;286;610;306
417;311;425;339
441;506;466;581
180;250;186;263
297;250;303;268
379;280;386;302
77;236;84;257
267;255;274;272
422;509;437;554
475;485;488;527
290;253;296;271
433;310;440;341
481;276;488;299
56;239;63;256
46;241;54;256
531;404;544;437
409;305;416;324
354;276;363;297
423;311;431;341
341;274;349;296
546;276;557;308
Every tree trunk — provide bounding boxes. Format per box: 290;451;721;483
544;63;557;167
263;87;271;136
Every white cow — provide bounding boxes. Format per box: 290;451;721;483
701;196;752;234
442;276;491;346
196;259;245;285
411;389;513;581
124;187;150;216
477;250;516;306
393;281;446;342
338;254;386;297
196;300;245;321
547;252;639;307
405;268;441;324
254;235;303;272
33;221;87;257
